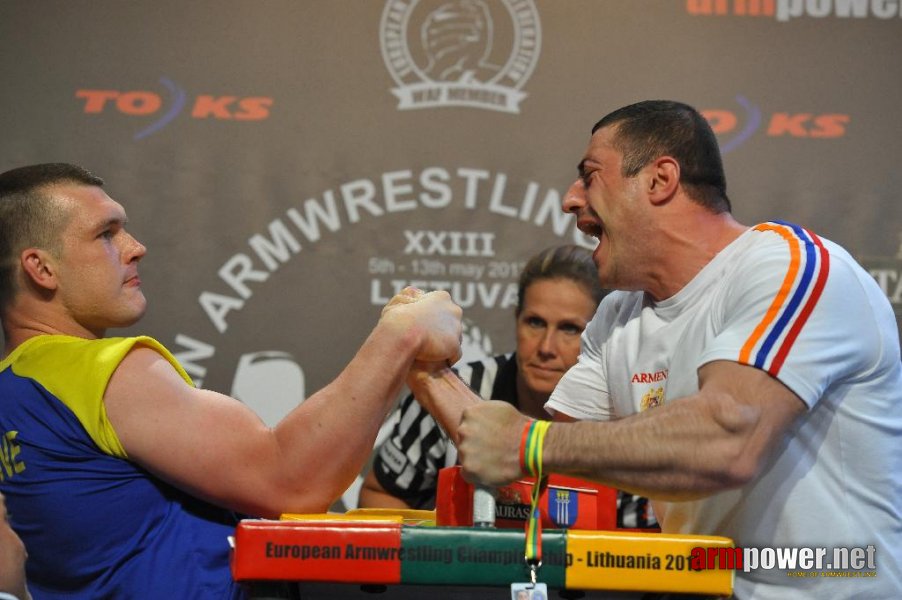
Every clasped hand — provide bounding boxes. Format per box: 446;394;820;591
380;287;463;364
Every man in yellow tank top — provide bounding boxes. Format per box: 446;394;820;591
0;162;463;599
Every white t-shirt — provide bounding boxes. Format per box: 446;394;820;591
547;222;902;599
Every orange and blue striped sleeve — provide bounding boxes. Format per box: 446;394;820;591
736;221;831;377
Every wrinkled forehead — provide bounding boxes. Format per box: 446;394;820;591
580;126;623;169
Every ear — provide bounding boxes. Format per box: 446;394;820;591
20;248;59;291
646;156;680;205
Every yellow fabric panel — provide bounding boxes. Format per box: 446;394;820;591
0;335;194;458
565;529;735;595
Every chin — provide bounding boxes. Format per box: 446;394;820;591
525;375;557;397
120;303;148;327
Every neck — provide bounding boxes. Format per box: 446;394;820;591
643;207;748;301
2;301;102;357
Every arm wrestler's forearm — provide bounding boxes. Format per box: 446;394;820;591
543;394;762;501
540;361;805;501
408;366;480;446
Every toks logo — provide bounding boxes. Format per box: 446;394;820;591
75;77;273;140
702;95;849;153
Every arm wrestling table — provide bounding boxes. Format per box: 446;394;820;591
230;468;734;599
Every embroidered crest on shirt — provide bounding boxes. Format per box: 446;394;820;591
641;386;665;411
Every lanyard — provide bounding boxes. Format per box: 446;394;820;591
521;419;551;582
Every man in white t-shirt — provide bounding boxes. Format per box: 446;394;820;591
408;100;901;599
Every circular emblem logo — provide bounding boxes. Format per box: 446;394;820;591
380;0;541;113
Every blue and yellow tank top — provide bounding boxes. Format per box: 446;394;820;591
0;335;244;599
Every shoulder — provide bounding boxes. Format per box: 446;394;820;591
732;223;882;310
4;335;183;458
7;334;185;375
111;337;195;387
736;221;837;267
708;222;838;308
108;338;197;400
598;290;643;314
585;290;644;339
4;334;189;402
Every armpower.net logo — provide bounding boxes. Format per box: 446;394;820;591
686;0;902;21
691;545;878;578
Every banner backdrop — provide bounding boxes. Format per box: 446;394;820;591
2;1;900;509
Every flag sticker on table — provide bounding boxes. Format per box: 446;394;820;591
549;488;578;528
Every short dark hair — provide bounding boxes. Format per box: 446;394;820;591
516;245;607;316
592;100;731;213
0;163;104;313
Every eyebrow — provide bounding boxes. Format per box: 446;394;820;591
94;215;127;231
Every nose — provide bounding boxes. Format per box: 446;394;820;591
124;232;147;262
537;329;558;358
562;179;586;215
